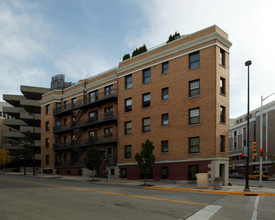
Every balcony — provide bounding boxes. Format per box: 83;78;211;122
53;133;118;151
53;89;118;116
53;111;117;134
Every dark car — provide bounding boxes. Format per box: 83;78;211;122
229;172;244;179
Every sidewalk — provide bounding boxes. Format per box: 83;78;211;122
2;171;275;196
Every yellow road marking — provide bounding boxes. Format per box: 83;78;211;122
0;178;208;206
145;186;275;196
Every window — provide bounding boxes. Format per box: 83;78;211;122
220;135;225;152
89;110;98;121
189;79;200;97
64;136;67;145
105;85;113;96
189;51;200;69
189;137;200;153
162;113;169;126
89;90;98;103
220;106;226;123
72;98;76;108
72;116;76;126
142;93;151;108
220;77;225;95
125;98;132;112
45;155;49;165
63;100;67;109
125;75;132;89
124;121;132;135
125;145;132;159
89;130;98;141
56;102;61;111
63;118;67;126
45;138;49;148
143;68;151;84
55;119;61;127
45;121;50;131
189;108;200;125
104;106;113;117
161;167;169;179
104;127;113;137
162;61;169;74
220;49;225;66
56;136;61;147
46;104;50;114
161;140;168;153
64;153;67;162
142;117;151;132
162;87;169;100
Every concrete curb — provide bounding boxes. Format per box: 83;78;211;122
144;186;275;196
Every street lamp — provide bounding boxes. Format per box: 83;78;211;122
244;60;252;192
260;93;275;187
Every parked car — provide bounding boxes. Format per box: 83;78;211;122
229;172;244;179
248;171;270;180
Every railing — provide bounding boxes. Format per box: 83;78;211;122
53;111;118;133
53;89;118;115
53;134;118;151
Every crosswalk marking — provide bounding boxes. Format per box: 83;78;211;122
186;205;222;220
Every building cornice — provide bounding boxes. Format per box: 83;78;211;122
118;32;232;76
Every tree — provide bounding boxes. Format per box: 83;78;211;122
123;53;130;61
132;44;147;57
15;132;33;175
0;148;11;170
135;139;156;185
84;138;102;180
166;32;181;43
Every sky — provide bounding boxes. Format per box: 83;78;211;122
0;0;275;118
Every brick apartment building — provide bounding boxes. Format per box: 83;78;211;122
40;25;232;184
229;100;275;175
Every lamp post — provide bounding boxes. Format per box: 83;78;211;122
260;93;275;187
244;60;252;192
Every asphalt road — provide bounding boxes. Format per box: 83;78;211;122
0;174;224;220
1;174;275;220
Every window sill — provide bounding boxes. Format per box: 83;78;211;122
142;81;151;85
124;110;132;113
188;95;200;99
142;106;151;109
124;158;132;160
142;131;151;134
219;64;226;69
220;122;226;125
161;124;169;127
188;152;200;155
188;66;200;71
219;93;226;97
161;72;169;75
161;152;169;154
124;134;132;137
124;87;132;90
188;123;200;127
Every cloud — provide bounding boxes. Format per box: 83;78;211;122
127;0;275;118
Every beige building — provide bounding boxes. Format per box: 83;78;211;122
41;25;232;184
229;100;275;175
2;85;50;169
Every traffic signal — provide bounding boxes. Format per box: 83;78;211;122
260;148;264;157
252;142;257;161
241;153;245;160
